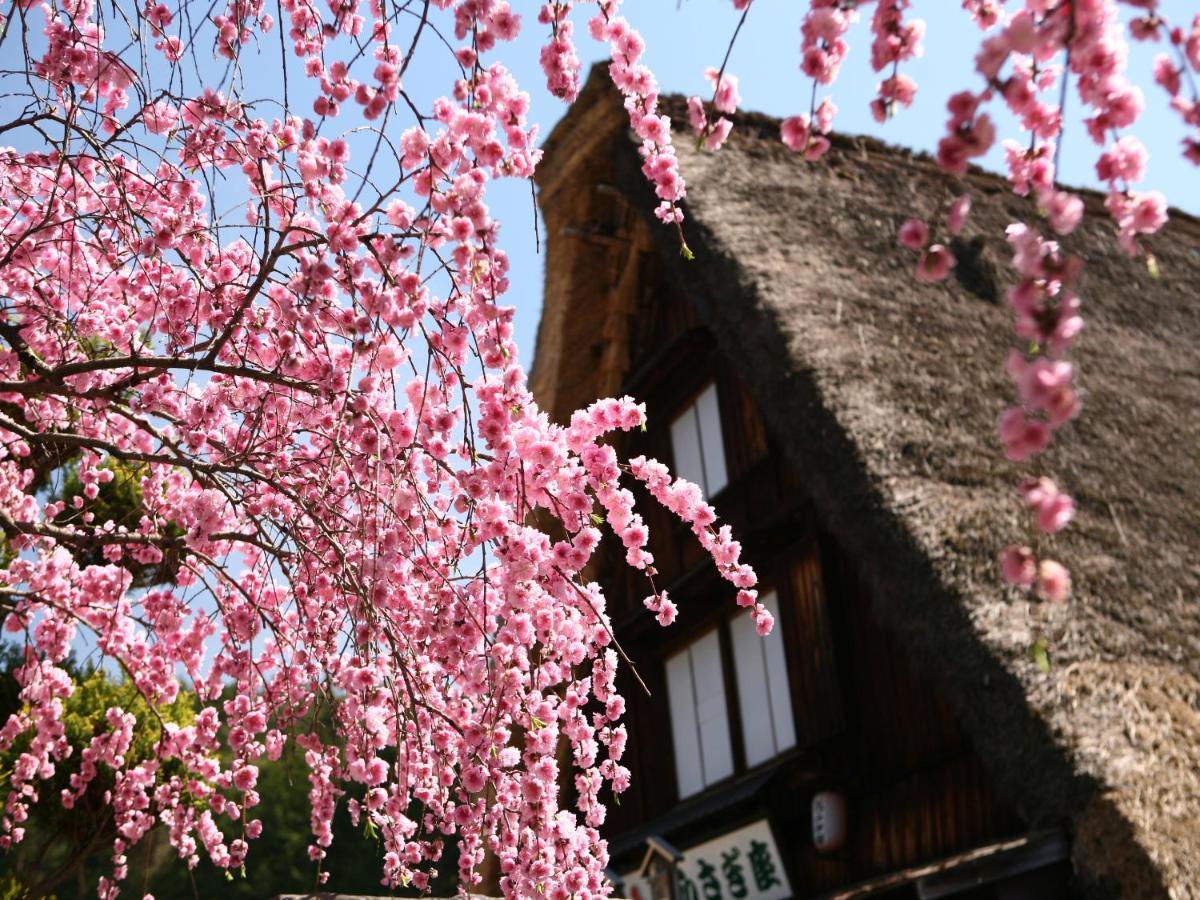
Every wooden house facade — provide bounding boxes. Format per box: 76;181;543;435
529;66;1200;900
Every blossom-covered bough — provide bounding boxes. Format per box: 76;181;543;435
0;0;1194;895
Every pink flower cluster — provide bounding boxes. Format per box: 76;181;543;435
999;547;1071;604
35;2;135;133
962;0;1003;31
974;1;1172;254
868;1;925;122
539;2;582;101
687;67;741;152
895;193;971;284
787;1;926;152
893;0;1180;608
996;224;1086;450
627;457;769;636
937;91;997;174
799;2;854;86
897;215;955;284
781;97;836;161
1143;12;1200;166
993;220;1085;603
999;471;1075;603
0;0;1195;890
588;3;687;227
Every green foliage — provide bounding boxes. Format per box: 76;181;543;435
0;872;53;900
54;459;183;587
138;754;437;900
63;670;194;765
0;649;194;899
0;651;456;898
1029;637;1052;674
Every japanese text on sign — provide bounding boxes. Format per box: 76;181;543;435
623;819;791;900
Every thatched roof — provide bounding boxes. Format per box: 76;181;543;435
533;66;1200;899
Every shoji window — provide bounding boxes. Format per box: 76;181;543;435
670;382;728;497
665;629;735;799
730;591;797;767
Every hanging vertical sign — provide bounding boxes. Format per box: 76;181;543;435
622;819;792;900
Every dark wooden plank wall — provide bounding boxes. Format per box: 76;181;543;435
781;545;844;748
801;550;1021;890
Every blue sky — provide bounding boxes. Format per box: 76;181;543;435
482;0;1198;362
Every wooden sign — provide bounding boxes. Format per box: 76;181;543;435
623;819;792;900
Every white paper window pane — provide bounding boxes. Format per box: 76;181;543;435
666;630;734;799
670;405;706;495
732;602;775;767
666;647;704;799
691;630;734;786
732;592;796;767
694;383;728;496
761;593;797;754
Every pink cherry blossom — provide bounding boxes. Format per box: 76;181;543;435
1019;478;1076;534
704;67;741;115
1096;135;1149;185
915;244;956;283
815;97;837;134
997;408;1053;462
780;114;811;152
1036;560;1072;603
947;194;972;235
897;217;930;249
999;545;1037;589
1041;189;1085;235
704;117;734;152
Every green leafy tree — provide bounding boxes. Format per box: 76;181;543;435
53;459;184;589
0;650;194;898
0;653;454;898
